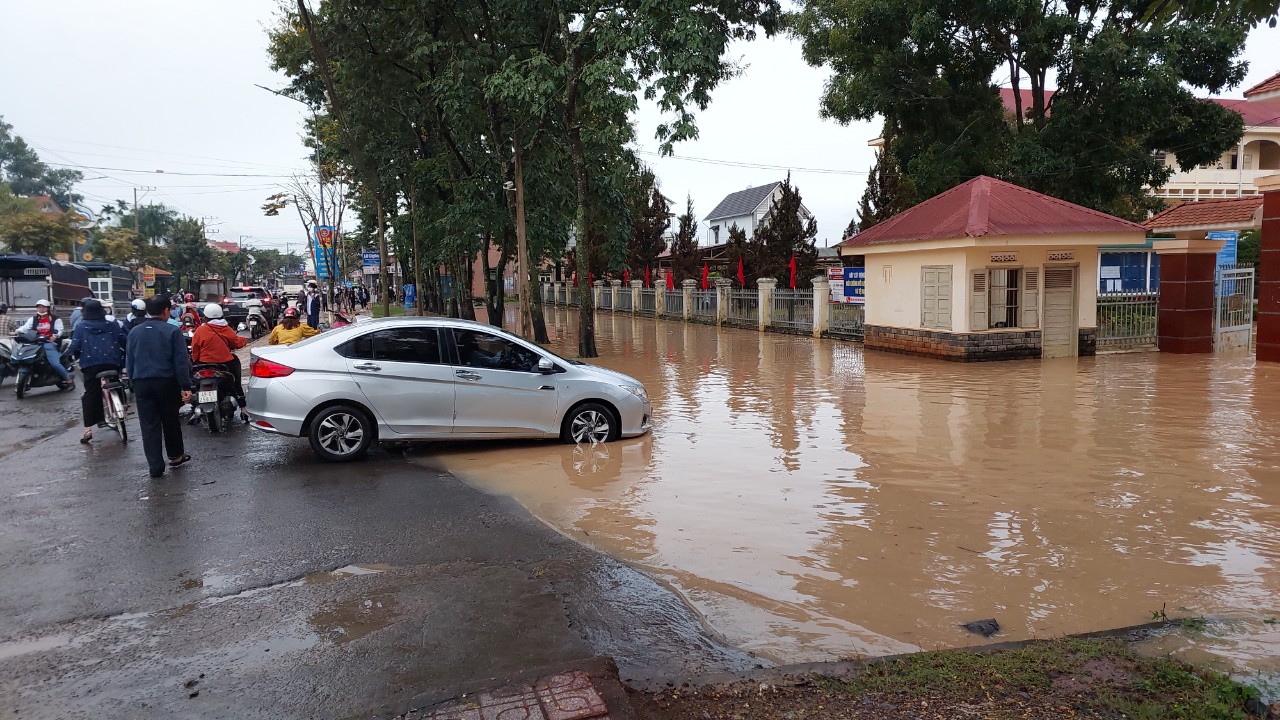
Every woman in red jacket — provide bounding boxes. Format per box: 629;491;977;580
189;303;249;423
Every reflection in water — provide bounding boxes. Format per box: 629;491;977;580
429;309;1280;676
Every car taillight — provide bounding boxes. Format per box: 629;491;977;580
223;296;230;303
198;369;217;378
251;357;294;378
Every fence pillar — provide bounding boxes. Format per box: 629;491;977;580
1256;175;1280;362
757;277;777;331
682;279;696;322
714;277;732;326
812;275;831;338
654;282;665;317
553;282;562;306
592;280;604;309
630;280;643;315
609;279;622;312
1153;237;1225;353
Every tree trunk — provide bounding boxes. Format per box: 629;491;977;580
513;129;535;340
528;250;549;343
482;233;502;328
565;48;597;358
377;196;389;318
411;193;423;315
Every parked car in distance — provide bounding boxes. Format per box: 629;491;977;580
222;286;277;325
245;317;652;462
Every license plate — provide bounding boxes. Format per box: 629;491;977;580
198;390;218;404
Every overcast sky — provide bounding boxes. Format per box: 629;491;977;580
3;2;1280;252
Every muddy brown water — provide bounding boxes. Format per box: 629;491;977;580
425;308;1280;686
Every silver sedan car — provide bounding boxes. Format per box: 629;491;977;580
246;317;652;462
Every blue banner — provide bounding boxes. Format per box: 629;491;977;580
1208;230;1238;266
843;267;865;304
313;226;336;280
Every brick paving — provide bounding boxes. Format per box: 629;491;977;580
412;671;611;720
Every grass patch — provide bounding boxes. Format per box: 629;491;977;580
371;304;406;318
638;638;1264;720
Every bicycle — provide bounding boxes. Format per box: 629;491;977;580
96;369;129;443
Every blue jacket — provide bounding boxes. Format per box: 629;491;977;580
70;319;127;369
125;318;193;390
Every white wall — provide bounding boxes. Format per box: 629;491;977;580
864;249;967;330
961;245;1099;331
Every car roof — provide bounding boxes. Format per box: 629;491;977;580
354;316;508;331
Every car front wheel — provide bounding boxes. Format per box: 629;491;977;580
561;402;618;445
308;405;374;462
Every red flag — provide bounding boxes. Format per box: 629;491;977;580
737;257;745;286
572;271;578;287
700;263;709;290
666;271;675;291
645;266;651;288
623;269;630;285
788;255;797;289
589;272;594;286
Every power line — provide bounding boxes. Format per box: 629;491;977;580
27;135;310;173
43;160;299;178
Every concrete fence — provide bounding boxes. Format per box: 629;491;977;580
541;275;864;340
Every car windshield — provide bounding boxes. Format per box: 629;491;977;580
228;291;258;300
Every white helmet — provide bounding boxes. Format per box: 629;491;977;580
35;299;50;307
203;303;224;319
132;298;146;312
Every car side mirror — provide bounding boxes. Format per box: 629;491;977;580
537;357;555;374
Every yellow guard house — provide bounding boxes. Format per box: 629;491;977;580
838;176;1147;361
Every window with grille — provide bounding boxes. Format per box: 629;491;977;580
971;267;1040;331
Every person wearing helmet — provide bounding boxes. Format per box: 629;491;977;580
177;295;201;328
268;306;321;346
16;300;72;388
189;303;249;422
124;298;148;332
68;299;128;443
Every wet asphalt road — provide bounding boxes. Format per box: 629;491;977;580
0;369;755;719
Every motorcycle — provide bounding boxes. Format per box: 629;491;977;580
9;329;76;399
181;318;197;349
188;363;237;433
245;299;269;340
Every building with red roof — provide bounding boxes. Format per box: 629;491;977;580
840;176;1147;361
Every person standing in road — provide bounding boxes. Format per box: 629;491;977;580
126;296;193;478
303;282;322;328
69;299;127;444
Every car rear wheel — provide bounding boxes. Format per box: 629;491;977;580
561;402;618;445
308;405;374;462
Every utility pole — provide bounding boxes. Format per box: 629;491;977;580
133;186;156;235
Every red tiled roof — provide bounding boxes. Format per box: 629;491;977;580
840;176;1146;248
1245;71;1280;100
998;88;1280;128
210;241;240;253
1142;196;1263;230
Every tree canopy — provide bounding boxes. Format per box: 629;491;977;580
791;0;1251;219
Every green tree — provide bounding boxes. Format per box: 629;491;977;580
726;223;751;286
856;123;914;232
626;166;670;278
667;196;701;283
0;208;82;257
166;217;216;289
1238;228;1260;265
0;117;83;208
748;175;818;288
791;0;1248;219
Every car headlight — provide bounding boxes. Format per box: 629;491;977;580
621;384;648;402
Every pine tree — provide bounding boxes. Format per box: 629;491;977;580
668;196;700;283
749;174;818;288
856;122;914;232
726;223;750;286
626;167;670;276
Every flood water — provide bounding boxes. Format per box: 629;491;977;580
422;308;1280;683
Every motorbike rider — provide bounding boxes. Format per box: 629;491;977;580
188;303;249;423
15;299;72;389
177;294;201;327
267;307;321;346
69;299;128;444
124;298;148;332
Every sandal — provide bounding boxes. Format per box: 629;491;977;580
168;454;192;468
80;429;92;444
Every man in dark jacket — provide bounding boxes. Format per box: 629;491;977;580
69;299;128;443
126;296;193;478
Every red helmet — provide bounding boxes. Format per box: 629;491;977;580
184;293;195;302
283;307;299;318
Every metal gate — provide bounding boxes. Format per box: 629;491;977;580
1215;264;1255;352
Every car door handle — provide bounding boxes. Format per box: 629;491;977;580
353;363;381;372
539;385;555;391
455;370;482;381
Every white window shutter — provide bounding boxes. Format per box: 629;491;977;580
970;270;988;331
938;265;953;330
1021;268;1039;328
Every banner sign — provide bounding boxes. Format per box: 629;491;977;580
362;251;380;274
1208;230;1237;266
313;226;336;280
828;267;845;303
843;267;865;304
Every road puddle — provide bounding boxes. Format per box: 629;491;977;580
427;309;1280;682
309;595;398;644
